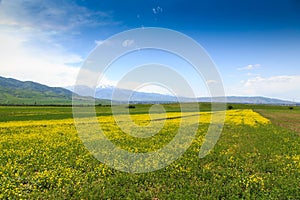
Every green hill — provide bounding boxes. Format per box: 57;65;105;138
0;76;109;105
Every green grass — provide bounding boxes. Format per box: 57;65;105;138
0;104;299;199
0;106;74;122
0;103;212;122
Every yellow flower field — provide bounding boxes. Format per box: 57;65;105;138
0;109;269;128
0;107;299;199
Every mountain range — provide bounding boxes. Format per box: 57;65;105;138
0;76;108;105
0;76;297;105
69;84;297;105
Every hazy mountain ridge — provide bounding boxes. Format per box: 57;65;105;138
96;87;178;102
197;96;296;105
0;76;297;105
72;84;297;105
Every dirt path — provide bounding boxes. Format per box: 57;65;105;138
255;109;300;135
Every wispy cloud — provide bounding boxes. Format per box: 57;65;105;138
237;75;300;101
0;0;118;87
206;80;219;84
0;32;80;87
244;75;298;88
152;6;163;15
246;72;260;76
95;40;105;45
237;64;261;71
135;84;172;95
122;39;135;47
0;0;117;33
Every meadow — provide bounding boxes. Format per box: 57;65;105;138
0;104;299;199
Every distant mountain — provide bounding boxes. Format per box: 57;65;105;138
71;85;297;105
0;76;109;105
95;86;178;103
67;85;178;103
1;76;294;105
197;96;296;105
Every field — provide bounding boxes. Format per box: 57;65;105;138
0;104;299;199
255;107;300;135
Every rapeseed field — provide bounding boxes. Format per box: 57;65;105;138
0;106;299;199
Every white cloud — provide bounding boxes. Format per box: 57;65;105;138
113;81;174;96
98;76;117;87
0;0;116;33
152;6;163;14
228;75;300;101
0;32;80;87
246;72;260;76
122;39;135;47
135;84;173;95
206;80;218;84
95;40;104;45
0;0;118;87
244;75;300;90
238;64;261;71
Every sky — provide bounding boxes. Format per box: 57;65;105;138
0;0;300;101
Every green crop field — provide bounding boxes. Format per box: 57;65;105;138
0;104;299;199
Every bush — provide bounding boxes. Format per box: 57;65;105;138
227;105;233;110
289;106;293;110
126;105;135;109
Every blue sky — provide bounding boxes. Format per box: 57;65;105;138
0;0;300;101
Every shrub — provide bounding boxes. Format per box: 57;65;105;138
227;105;233;110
